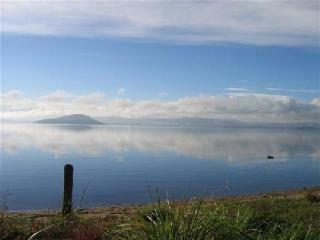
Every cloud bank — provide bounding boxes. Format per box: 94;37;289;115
1;90;319;123
2;0;319;46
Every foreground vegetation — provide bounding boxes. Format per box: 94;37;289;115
1;187;320;240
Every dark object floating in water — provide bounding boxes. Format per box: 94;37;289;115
35;114;104;125
267;155;274;159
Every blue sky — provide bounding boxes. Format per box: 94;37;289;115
1;1;319;123
2;34;319;100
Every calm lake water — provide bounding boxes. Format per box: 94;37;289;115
1;123;319;210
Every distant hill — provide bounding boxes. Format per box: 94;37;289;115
36;114;104;125
99;117;244;127
98;117;320;129
35;115;320;128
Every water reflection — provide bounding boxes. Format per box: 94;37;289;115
2;123;320;162
1;123;320;210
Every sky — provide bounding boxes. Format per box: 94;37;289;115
1;0;320;123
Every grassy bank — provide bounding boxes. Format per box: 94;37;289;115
1;187;320;240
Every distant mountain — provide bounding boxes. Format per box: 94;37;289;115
98;117;320;129
36;114;104;125
35;115;320;128
99;117;244;127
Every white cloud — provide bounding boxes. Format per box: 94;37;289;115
39;89;73;102
117;88;126;95
1;1;319;46
226;88;251;92
311;98;320;106
73;92;106;104
1;90;320;123
0;90;35;111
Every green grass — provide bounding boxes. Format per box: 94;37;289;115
1;191;320;240
105;197;320;240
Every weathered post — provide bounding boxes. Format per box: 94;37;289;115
62;164;73;215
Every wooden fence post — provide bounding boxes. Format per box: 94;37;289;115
62;164;73;215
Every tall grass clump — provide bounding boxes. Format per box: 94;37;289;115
129;199;254;239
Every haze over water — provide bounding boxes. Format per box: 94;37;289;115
1;123;319;210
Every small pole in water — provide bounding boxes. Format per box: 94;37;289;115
62;164;73;215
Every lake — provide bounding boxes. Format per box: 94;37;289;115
1;123;319;210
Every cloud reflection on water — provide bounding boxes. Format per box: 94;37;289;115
1;124;320;163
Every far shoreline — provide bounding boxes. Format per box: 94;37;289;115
8;185;320;215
